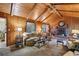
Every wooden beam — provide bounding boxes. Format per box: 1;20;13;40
53;3;79;5
10;3;13;15
44;3;63;18
27;3;37;20
10;3;16;16
42;13;53;22
58;10;79;12
35;7;48;22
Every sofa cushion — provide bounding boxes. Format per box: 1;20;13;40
63;51;74;56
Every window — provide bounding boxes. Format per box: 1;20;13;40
0;18;6;44
72;30;79;34
26;22;36;33
42;23;49;32
0;18;6;32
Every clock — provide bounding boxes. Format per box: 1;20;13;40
58;21;65;26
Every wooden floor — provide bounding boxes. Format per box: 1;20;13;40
3;39;68;56
26;45;68;56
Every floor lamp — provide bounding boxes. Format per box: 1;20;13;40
17;27;22;36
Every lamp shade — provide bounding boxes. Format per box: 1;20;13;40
17;27;22;32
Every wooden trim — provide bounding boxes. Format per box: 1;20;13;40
42;22;49;25
0;12;8;18
26;19;35;22
6;17;8;46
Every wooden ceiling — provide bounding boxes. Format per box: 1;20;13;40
0;3;61;22
0;3;79;22
54;3;79;18
0;3;11;14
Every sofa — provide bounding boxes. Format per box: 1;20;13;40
63;51;74;56
63;50;79;56
67;39;79;50
23;32;51;46
23;33;41;46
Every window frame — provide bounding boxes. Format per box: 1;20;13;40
41;23;50;33
26;21;36;34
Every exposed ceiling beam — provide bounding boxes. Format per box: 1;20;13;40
53;3;79;5
10;3;13;15
63;15;79;18
10;3;15;16
10;3;16;16
58;10;79;12
35;7;48;22
27;3;37;20
44;3;63;19
42;13;53;22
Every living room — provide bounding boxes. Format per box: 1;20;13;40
0;3;79;56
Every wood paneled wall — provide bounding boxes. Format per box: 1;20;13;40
0;12;44;46
0;12;27;45
7;15;26;45
64;17;79;33
36;21;42;33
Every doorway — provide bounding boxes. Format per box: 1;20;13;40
0;18;7;48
